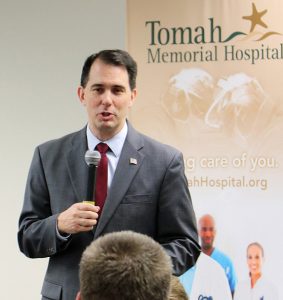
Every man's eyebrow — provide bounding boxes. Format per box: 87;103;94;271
112;84;126;90
89;83;126;89
90;83;103;88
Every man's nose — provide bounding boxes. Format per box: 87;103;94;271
101;90;112;104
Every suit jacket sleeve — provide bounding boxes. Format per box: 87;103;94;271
156;150;200;275
18;146;71;258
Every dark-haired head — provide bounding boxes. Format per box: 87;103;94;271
80;49;137;90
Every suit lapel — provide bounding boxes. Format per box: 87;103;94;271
94;124;144;237
65;128;88;203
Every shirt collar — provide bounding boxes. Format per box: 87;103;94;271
86;122;128;158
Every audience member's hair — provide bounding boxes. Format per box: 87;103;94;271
169;276;189;300
78;230;172;300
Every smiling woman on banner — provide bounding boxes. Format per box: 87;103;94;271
234;242;279;300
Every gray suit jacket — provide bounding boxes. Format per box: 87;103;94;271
18;122;200;300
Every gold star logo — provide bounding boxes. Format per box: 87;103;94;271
243;3;268;32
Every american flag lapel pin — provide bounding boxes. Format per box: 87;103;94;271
130;158;137;165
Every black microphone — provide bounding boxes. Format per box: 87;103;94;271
84;150;101;205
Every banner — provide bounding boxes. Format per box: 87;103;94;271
127;0;283;298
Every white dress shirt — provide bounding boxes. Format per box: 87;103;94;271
86;122;128;189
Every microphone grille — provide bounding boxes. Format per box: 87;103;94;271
85;150;101;166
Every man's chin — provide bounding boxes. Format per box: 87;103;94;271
202;244;213;250
98;121;115;131
97;122;123;139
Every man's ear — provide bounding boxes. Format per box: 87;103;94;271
77;86;86;105
129;88;137;108
75;291;81;300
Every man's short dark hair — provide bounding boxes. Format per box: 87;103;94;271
79;231;172;300
80;49;137;90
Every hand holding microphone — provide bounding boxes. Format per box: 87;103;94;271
57;202;100;234
57;150;101;234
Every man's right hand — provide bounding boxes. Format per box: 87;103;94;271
57;203;100;234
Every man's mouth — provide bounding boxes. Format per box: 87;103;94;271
101;112;112;117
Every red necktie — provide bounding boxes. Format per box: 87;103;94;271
95;143;109;213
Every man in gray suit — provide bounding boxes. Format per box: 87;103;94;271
18;49;200;300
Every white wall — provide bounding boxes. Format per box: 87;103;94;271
0;0;126;298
